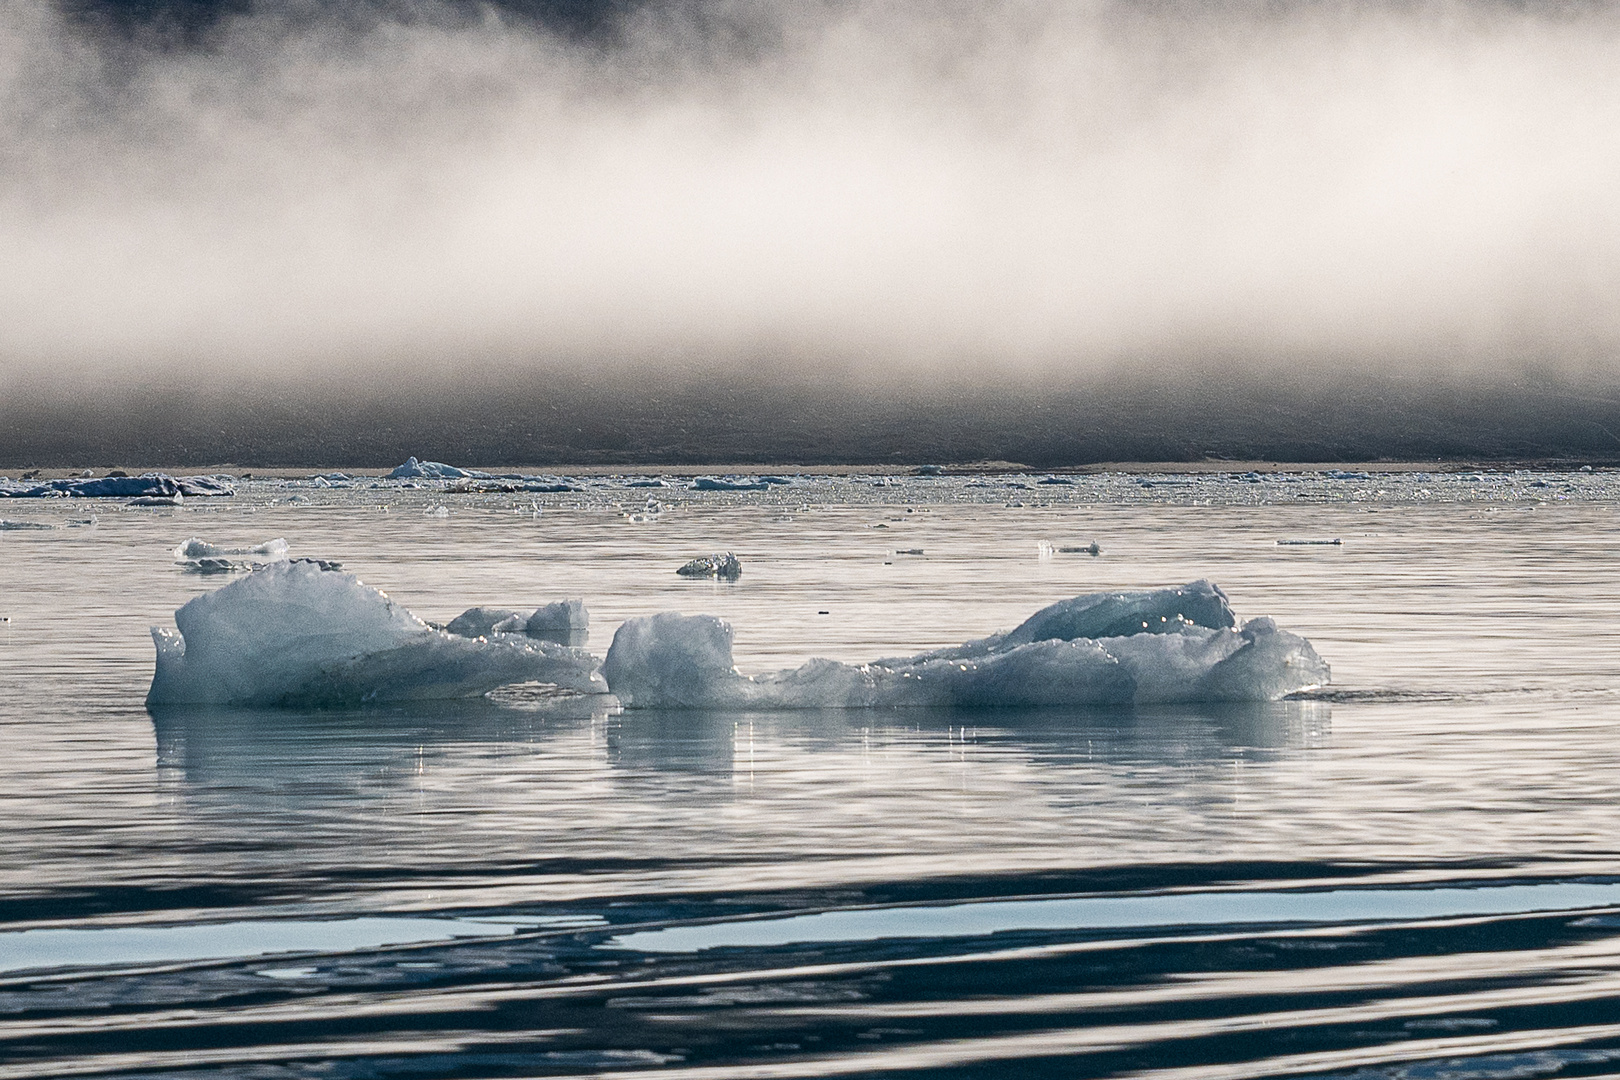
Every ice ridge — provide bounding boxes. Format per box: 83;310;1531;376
601;581;1326;709
146;561;606;708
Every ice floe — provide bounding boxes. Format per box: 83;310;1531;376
172;537;290;574
145;567;1322;711
0;474;233;499
601;581;1326;709
146;561;607;708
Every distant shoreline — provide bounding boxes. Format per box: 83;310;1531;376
2;460;1610;480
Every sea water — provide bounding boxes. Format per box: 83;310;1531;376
3;470;1620;1078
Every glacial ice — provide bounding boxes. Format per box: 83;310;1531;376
677;553;743;579
172;537;291;574
146;561;607;708
601;581;1327;709
691;477;771;491
445;600;590;647
0;474;233;499
388;457;470;480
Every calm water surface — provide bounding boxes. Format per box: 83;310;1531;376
3;474;1620;1078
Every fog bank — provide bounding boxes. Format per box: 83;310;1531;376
5;0;1620;395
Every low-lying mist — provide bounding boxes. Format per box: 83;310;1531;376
4;0;1620;462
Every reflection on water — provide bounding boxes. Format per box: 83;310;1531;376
8;495;1620;1076
151;699;1330;786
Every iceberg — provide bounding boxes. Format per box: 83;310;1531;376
147;561;607;708
388;457;470;480
0;474;233;499
601;581;1327;709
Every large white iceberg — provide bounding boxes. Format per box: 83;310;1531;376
147;561;607;708
600;581;1326;709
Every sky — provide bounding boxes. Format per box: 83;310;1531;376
4;0;1620;463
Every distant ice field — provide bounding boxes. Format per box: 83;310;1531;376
3;469;1620;1079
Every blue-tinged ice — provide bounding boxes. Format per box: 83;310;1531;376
146;561;607;708
172;537;290;574
601;581;1326;709
692;477;772;491
0;474;234;499
444;600;589;645
388;457;471;480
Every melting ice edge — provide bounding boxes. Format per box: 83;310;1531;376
146;562;1327;710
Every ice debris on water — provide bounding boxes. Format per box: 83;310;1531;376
0;474;233;499
1277;538;1342;546
601;581;1327;709
172;537;290;574
0;519;57;530
146;561;607;708
444;600;588;646
692;477;771;492
677;552;742;579
1058;542;1102;555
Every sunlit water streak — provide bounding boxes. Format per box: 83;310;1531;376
2;471;1620;1077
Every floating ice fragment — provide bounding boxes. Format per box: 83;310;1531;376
388;457;468;480
692;477;771;491
128;493;183;507
676;552;742;579
424;505;450;518
0;474;232;499
445;600;589;645
0;519;56;530
1058;542;1102;555
174;537;289;562
601;581;1326;709
525;599;589;632
445;607;524;638
1277;538;1342;546
146;561;607;708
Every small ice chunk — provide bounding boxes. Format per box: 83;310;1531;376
128;493;183;506
174;537;289;561
677;552;742;579
445;607;524;638
447;600;589;646
424;505;450;517
1276;539;1342;546
525;599;589;632
173;537;289;574
147;562;607;708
